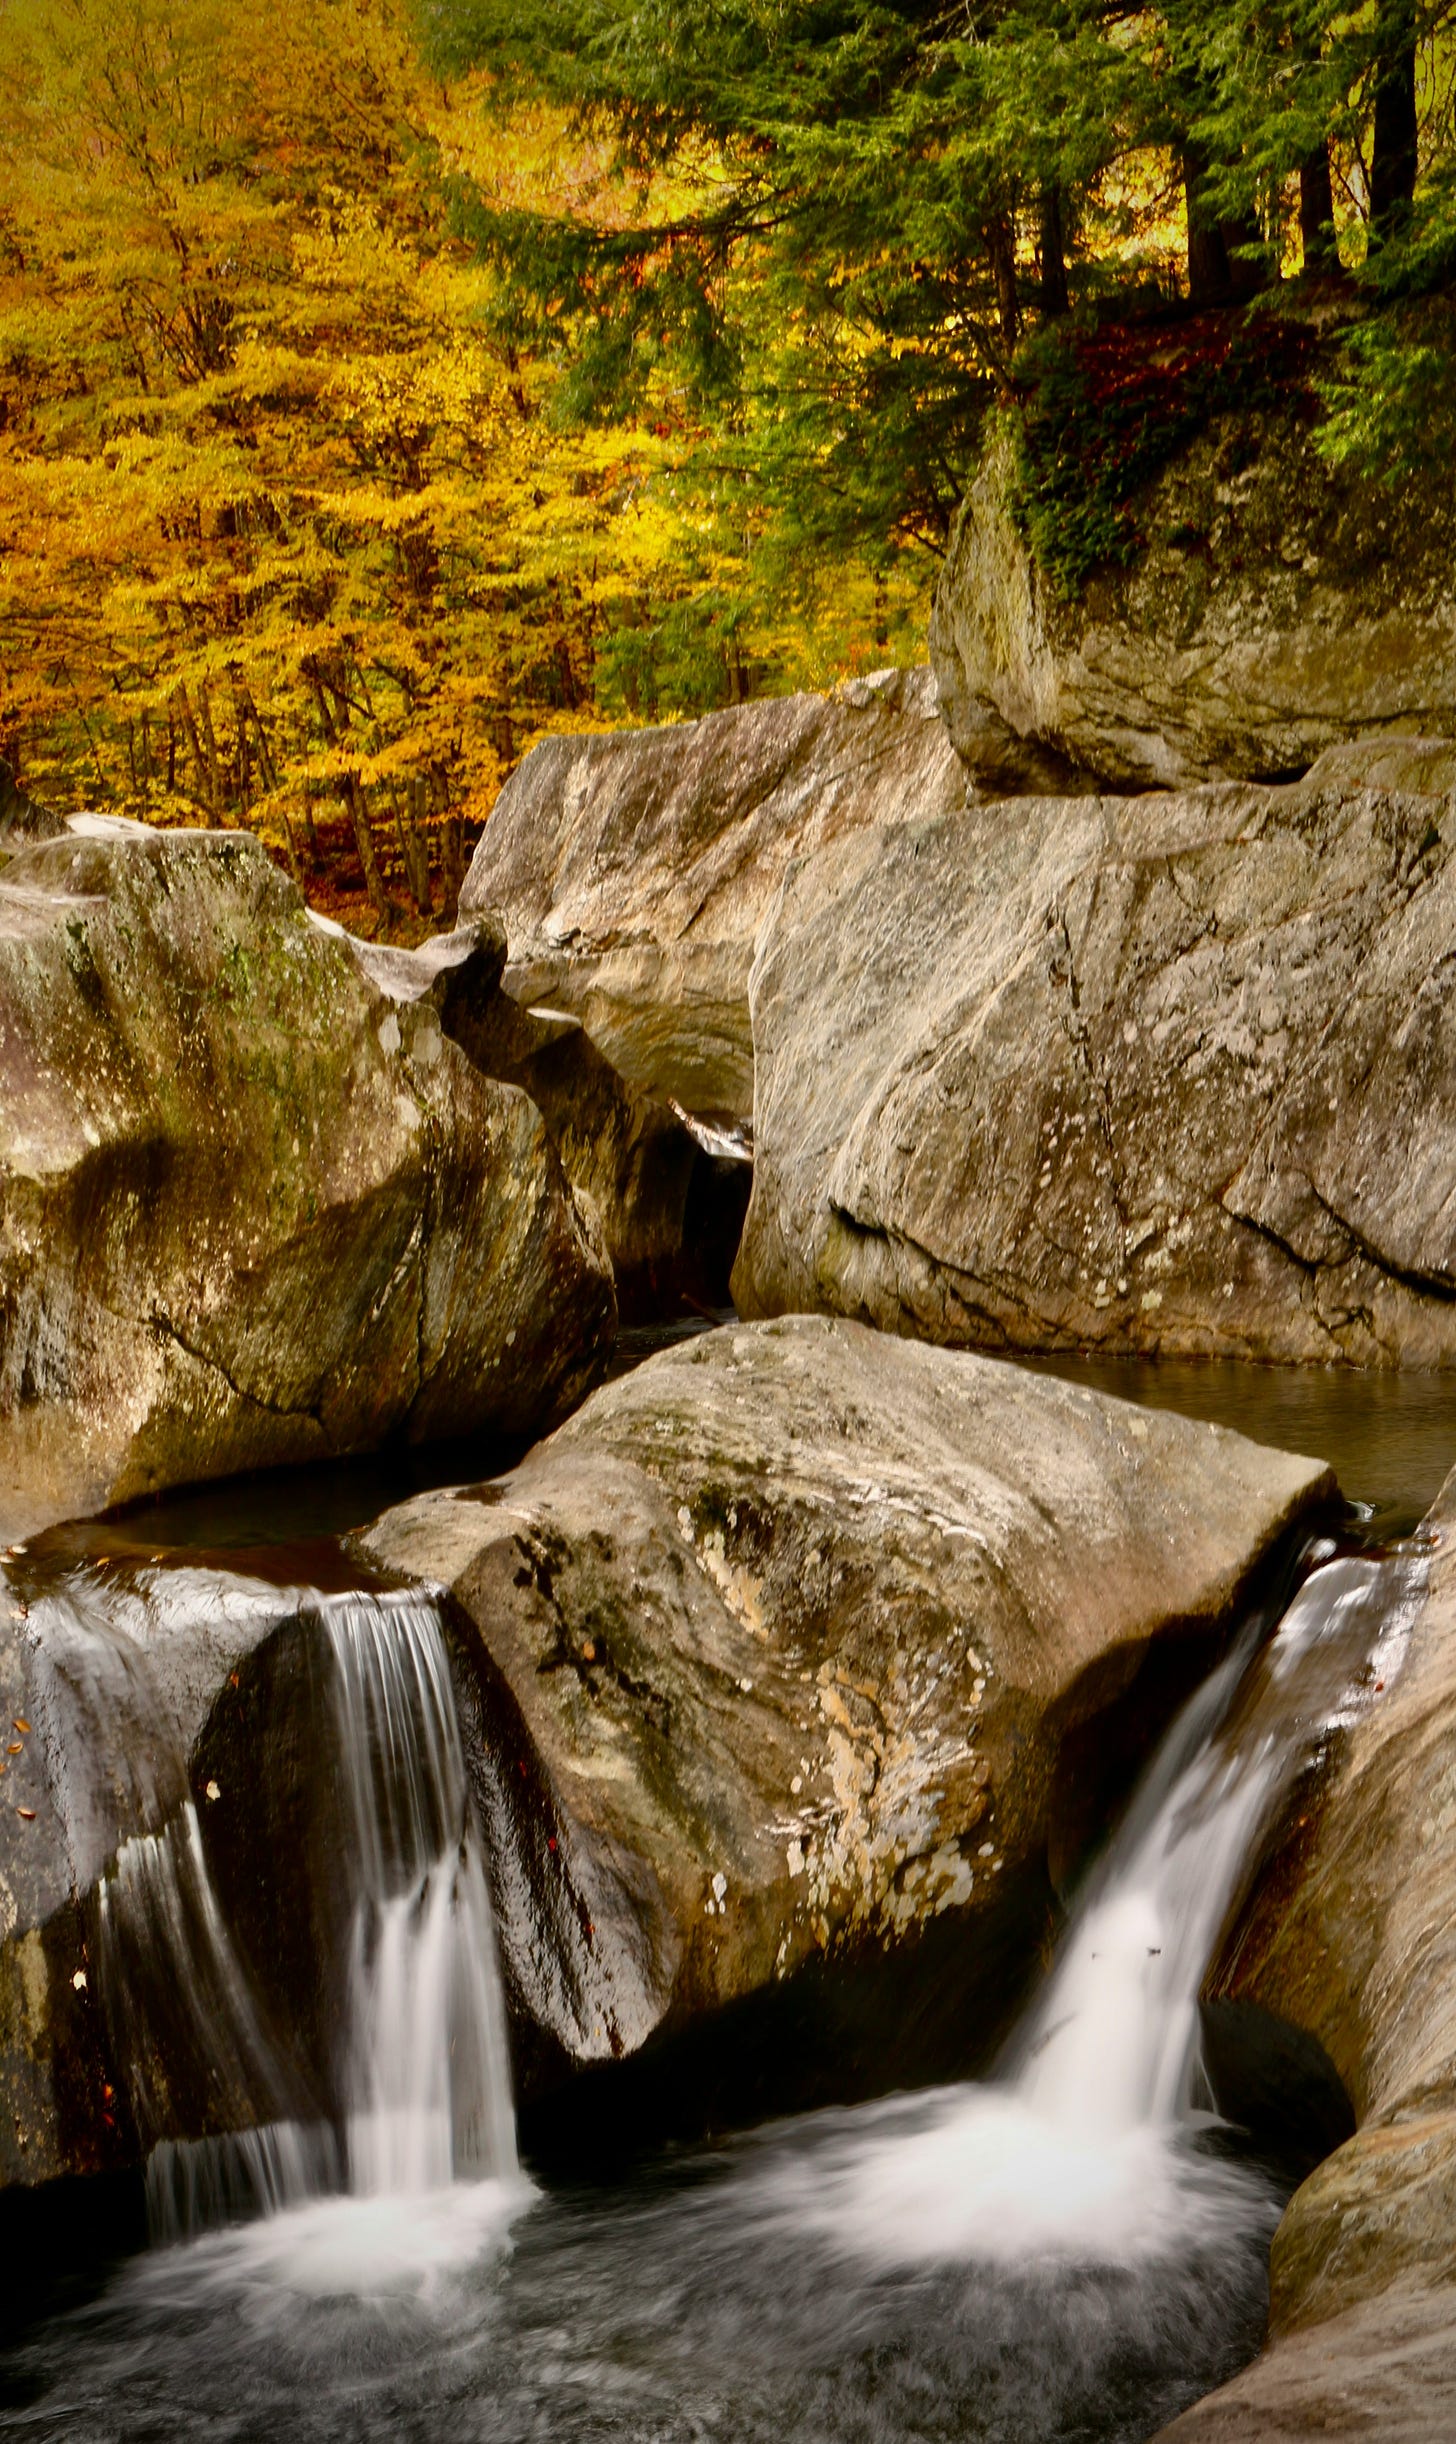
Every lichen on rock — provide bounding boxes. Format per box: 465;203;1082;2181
0;819;615;1537
360;1315;1332;2109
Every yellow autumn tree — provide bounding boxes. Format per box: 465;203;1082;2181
0;0;838;930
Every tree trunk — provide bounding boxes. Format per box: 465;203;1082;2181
1184;147;1234;304
432;764;466;908
278;807;304;886
985;211;1020;349
1223;205;1269;300
393;777;432;915
306;663;394;926
345;775;392;926
1300;142;1337;268
1370;0;1418;240
1038;185;1070;321
198;682;224;816
174;683;217;811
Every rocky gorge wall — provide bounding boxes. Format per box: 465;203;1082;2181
447;394;1456;1375
0;816;615;1539
929;401;1456;795
733;740;1456;1366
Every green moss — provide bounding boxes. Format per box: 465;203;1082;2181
1006;310;1319;600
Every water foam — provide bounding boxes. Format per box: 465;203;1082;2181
748;1545;1423;2275
91;1579;524;2264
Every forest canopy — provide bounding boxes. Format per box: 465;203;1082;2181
2;0;1454;930
0;0;893;926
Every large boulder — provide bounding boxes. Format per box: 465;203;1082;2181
0;1555;310;2193
734;746;1456;1367
0;819;615;1539
1157;1475;1456;2440
351;916;738;1317
361;1316;1333;2127
930;405;1456;794
458;668;965;1126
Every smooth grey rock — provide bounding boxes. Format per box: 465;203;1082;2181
734;748;1456;1366
353;915;707;1314
458;669;965;1124
0;823;615;1539
361;1316;1331;2098
930;416;1456;793
0;1560;306;2190
1158;1471;1456;2439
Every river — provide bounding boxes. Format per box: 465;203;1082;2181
0;1351;1450;2444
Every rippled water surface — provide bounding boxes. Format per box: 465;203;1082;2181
0;2135;1277;2444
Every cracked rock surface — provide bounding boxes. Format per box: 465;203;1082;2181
1158;1468;1456;2441
353;914;707;1316
734;741;1456;1366
930;409;1456;794
458;667;965;1126
360;1315;1331;2107
0;820;615;1537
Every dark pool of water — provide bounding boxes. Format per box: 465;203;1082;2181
33;1332;1456;1576
3;1336;1442;2442
1032;1353;1456;1541
0;2124;1276;2444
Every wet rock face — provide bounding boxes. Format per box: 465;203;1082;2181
930;413;1456;794
361;1316;1332;2104
0;821;615;1538
1157;1473;1456;2440
0;1560;311;2191
735;748;1456;1366
458;668;965;1126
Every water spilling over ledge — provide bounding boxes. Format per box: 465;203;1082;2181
89;1586;525;2258
0;1501;1415;2442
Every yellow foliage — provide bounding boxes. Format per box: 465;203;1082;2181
0;0;885;930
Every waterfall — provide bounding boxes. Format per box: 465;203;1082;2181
322;1592;519;2199
97;1803;336;2242
89;1578;521;2248
756;1540;1426;2270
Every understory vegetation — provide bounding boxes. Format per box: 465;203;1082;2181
2;0;1454;929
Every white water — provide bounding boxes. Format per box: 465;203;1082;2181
12;1534;1426;2444
87;1539;1419;2309
756;1543;1426;2272
97;1802;337;2241
95;1583;525;2277
322;1591;519;2201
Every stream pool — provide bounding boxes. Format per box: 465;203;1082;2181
1;1349;1452;2444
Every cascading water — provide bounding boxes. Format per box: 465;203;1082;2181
85;1577;522;2261
1;1525;1429;2444
755;1540;1427;2271
97;1802;336;2242
322;1592;519;2202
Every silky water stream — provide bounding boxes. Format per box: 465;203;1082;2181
0;1482;1431;2444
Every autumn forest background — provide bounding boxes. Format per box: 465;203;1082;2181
2;0;1454;937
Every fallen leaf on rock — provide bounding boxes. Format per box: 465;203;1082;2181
16;1806;35;1820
